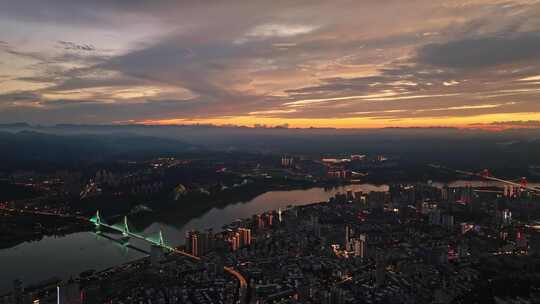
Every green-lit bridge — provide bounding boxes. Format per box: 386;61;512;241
89;210;173;251
88;210;248;303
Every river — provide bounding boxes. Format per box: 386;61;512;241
0;184;387;292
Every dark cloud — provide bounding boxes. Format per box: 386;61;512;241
0;91;42;106
0;0;168;27
42;99;106;106
418;33;540;68
469;120;540;129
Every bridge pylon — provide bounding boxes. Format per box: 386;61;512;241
159;230;165;246
122;216;130;238
89;210;102;226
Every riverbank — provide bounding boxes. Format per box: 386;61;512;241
0;178;348;250
123;178;351;230
0;209;93;249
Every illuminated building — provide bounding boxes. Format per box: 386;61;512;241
516;231;527;249
230;232;241;251
198;231;210;257
267;213;273;227
350;154;366;161
281;156;294;167
354;234;367;258
346;190;354;201
256;214;265;230
344;225;352;252
185;230;199;257
238;228;252;246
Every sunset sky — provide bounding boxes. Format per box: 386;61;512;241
1;0;540;128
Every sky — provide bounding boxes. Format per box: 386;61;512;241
1;0;540;128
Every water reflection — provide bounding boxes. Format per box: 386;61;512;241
141;184;388;245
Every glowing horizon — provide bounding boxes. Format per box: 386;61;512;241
132;112;540;131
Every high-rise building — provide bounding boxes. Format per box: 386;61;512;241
344;225;352;251
257;214;264;229
281;156;294;167
185;230;199;256
517;231;528;249
367;191;388;209
429;209;441;225
230;232;241;251
150;244;165;266
441;214;454;229
58;280;82;304
198;231;209;257
354;234;367;258
185;231;192;253
529;232;540;256
82;284;102;304
267;213;273;227
500;209;512;225
238;228;252;247
346;190;354;201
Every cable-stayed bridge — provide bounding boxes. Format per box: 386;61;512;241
88;210;248;303
89;210;172;251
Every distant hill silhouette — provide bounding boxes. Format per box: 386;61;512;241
1;124;540;171
0;131;198;165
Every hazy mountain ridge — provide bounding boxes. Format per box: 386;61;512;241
0;130;197;165
2;124;540;170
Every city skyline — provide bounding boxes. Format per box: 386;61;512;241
1;1;540;128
